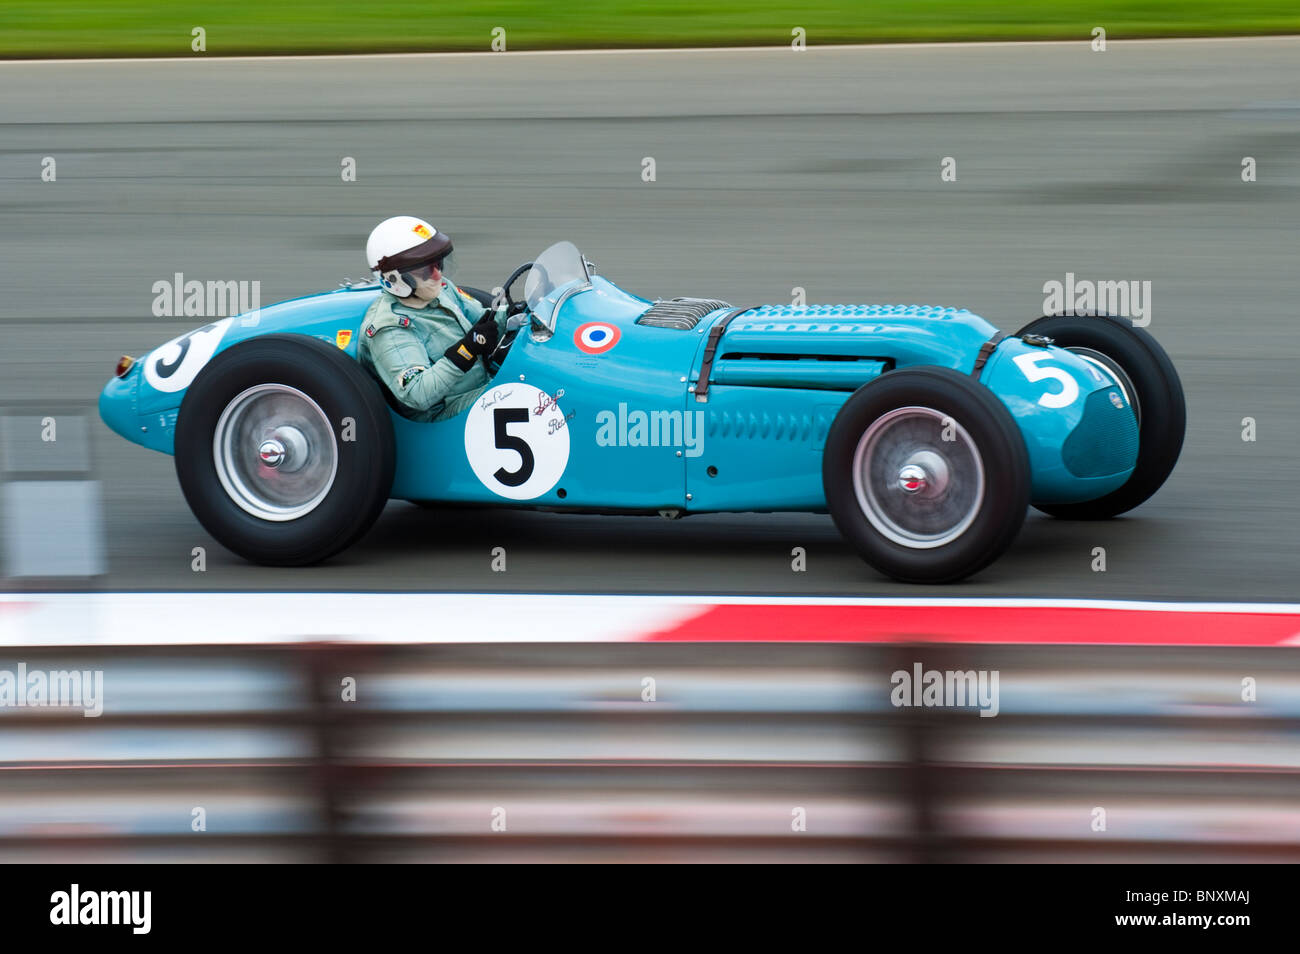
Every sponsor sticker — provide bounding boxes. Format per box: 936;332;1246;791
335;329;353;350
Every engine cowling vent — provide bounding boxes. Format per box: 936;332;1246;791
636;298;732;330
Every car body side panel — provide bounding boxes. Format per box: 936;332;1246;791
684;386;848;512
391;281;703;509
684;304;1137;510
99;279;1139;512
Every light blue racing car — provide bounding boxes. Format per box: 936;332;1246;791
99;241;1185;582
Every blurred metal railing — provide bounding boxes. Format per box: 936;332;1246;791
1;642;1297;862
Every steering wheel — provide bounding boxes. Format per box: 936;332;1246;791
486;261;542;374
501;261;531;314
501;260;554;315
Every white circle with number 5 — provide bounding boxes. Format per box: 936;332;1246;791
464;383;570;499
143;317;234;393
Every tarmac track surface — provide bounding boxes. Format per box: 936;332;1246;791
1;38;1297;598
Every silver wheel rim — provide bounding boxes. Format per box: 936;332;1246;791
213;384;338;522
851;406;985;549
1066;347;1141;424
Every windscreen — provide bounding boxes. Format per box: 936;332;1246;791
523;241;590;328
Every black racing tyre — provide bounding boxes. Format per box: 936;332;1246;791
175;334;396;565
1016;313;1185;519
823;366;1031;584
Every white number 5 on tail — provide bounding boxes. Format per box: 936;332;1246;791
1012;352;1079;409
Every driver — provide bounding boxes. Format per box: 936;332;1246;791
358;215;511;421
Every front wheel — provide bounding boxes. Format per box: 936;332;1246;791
823;367;1031;584
174;334;396;565
1016;313;1185;519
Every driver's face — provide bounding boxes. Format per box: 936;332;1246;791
404;261;443;300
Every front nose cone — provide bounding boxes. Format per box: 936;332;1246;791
99;367;142;443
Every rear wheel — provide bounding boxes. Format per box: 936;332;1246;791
823;367;1030;584
1016;313;1184;519
175;334;395;565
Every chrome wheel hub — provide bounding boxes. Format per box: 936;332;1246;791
258;438;285;468
852;407;985;549
256;425;310;472
898;464;927;494
896;450;950;497
213;385;338;522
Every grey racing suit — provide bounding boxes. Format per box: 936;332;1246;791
358;282;509;422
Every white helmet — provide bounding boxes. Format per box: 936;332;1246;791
365;215;456;298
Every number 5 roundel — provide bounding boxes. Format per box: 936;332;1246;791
464;384;570;499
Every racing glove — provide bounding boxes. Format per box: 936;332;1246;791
443;314;500;372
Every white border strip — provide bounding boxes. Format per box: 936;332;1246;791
5;593;1300;611
1;592;1299;647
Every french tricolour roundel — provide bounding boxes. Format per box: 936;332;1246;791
574;322;620;354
